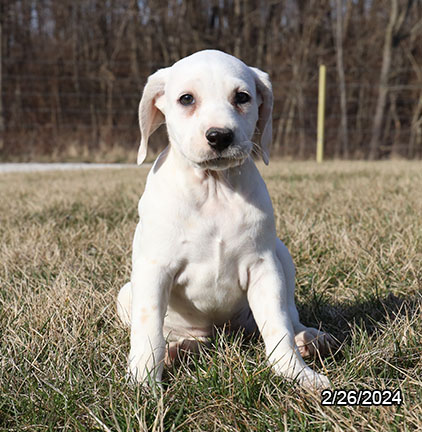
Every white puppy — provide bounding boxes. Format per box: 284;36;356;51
117;50;334;389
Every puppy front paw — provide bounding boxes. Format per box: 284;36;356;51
128;348;164;386
295;328;338;358
297;368;331;390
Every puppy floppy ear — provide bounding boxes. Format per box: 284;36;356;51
137;68;169;165
249;67;273;165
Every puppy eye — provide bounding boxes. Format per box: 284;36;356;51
179;94;195;106
234;92;251;105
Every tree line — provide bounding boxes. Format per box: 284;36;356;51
1;0;421;161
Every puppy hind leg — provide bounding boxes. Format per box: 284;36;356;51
164;338;210;366
117;282;132;326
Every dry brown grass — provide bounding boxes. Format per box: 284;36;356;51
1;161;421;431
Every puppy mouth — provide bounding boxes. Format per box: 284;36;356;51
196;155;246;170
195;146;250;170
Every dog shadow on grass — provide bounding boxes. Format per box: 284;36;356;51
163;291;421;384
299;291;420;342
295;290;422;377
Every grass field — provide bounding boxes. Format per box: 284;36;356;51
1;161;421;431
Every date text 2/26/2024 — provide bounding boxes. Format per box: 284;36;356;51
321;389;403;406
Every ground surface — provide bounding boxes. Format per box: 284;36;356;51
0;161;421;431
0;163;138;173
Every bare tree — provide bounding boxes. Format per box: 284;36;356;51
0;10;4;151
333;0;349;158
369;0;414;159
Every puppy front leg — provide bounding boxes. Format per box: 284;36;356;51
129;258;172;385
247;255;330;390
275;238;336;358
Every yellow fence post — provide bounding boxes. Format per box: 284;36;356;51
317;64;326;163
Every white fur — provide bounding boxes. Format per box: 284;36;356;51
117;50;334;389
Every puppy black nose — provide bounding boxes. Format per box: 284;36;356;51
205;127;234;152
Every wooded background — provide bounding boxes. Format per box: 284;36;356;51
1;0;421;161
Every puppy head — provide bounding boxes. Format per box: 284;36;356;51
138;50;273;169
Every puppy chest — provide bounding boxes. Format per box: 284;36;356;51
168;188;272;317
183;216;256;277
182;197;268;254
